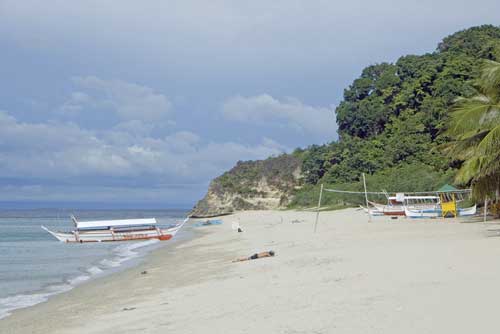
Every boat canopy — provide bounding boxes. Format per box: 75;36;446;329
436;184;459;193
405;196;439;200
76;218;157;230
404;196;440;205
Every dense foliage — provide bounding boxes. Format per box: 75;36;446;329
291;25;500;207
446;60;500;201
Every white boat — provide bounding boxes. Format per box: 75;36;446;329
403;196;441;218
404;205;477;218
42;216;188;243
404;207;440;218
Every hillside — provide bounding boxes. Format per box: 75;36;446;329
190;154;301;217
192;25;500;216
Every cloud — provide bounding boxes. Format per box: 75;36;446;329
0;74;299;205
0;110;132;177
222;94;335;139
59;76;172;122
6;1;497;205
57;92;91;115
0;110;287;197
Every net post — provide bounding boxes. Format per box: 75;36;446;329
362;173;371;222
314;184;324;233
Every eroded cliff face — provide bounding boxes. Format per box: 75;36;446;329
190;155;302;217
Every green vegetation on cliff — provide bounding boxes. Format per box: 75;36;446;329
290;25;500;207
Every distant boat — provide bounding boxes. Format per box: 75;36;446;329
193;219;223;227
362;188;476;219
403;195;441;218
404;206;440;218
368;200;405;216
404;205;477;218
360;205;384;216
42;215;188;243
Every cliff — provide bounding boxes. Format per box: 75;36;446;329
190;154;302;217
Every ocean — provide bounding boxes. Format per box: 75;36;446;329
0;208;188;319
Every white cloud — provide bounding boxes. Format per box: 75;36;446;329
57;92;91;115
0;110;286;190
222;94;335;139
112;120;155;136
60;76;172;122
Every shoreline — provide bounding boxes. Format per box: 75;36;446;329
0;219;197;321
3;209;500;333
0;218;211;332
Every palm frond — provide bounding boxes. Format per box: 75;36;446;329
471;173;500;200
447;101;496;136
443;59;500;198
455;157;481;184
477;124;500;157
479;60;500;97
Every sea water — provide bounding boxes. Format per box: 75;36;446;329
0;209;188;319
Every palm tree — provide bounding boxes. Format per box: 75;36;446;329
446;60;500;202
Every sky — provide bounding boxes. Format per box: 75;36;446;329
0;1;499;208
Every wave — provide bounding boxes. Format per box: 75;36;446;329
0;283;73;320
100;239;160;268
0;238;161;319
0;293;51;319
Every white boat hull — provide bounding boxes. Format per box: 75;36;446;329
369;202;405;216
404;205;477;218
404;207;440;218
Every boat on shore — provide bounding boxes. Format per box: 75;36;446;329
368;201;405;216
402;195;441;218
366;192;477;218
403;207;440;218
360;205;384;216
405;205;477;218
404;205;477;218
42;216;188;243
193;219;223;227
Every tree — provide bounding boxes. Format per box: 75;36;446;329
446;60;500;200
291;26;500;207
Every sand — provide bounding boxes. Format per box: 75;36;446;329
2;208;500;334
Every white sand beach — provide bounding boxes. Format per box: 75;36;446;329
2;208;500;334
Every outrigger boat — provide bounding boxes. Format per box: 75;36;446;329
403;195;477;218
367;193;477;218
368;200;405;216
360;205;384;216
402;195;441;218
366;193;406;216
404;205;477;218
42;216;188;243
